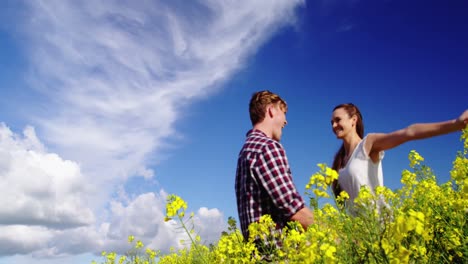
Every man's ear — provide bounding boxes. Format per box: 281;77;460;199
266;104;275;118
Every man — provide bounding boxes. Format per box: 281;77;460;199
235;90;314;246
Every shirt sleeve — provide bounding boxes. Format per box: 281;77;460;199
255;141;305;219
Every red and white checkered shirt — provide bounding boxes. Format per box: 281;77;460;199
235;129;305;241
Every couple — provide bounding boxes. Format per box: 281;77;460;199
235;90;468;243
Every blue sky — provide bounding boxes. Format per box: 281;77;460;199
0;0;467;263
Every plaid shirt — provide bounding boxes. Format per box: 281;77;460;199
235;129;305;241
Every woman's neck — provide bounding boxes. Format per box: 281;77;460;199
343;134;362;156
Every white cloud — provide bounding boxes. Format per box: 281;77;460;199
0;124;94;229
0;0;305;259
21;0;304;185
101;191;225;254
194;207;227;244
0;126;226;257
0;225;54;256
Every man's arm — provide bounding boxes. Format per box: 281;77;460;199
290;207;314;230
257;141;314;228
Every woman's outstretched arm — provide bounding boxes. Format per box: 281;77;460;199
365;109;468;161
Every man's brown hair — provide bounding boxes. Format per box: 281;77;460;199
249;90;287;125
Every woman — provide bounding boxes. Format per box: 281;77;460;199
330;103;468;206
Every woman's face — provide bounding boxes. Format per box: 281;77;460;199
331;107;355;139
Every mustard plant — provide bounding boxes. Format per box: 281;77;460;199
93;128;468;263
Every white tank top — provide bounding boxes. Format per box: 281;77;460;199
338;136;384;204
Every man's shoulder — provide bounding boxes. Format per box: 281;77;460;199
246;130;275;143
244;131;283;152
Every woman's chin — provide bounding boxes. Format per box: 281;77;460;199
335;133;344;139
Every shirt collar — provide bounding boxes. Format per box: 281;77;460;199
246;128;267;137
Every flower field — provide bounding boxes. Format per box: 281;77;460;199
93;129;467;263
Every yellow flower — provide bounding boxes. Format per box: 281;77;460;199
165;194;188;220
355;186;374;206
408;150;424;168
106;252;116;262
462;127;468;154
401;170;417;186
338;190;349;199
381;238;393;255
324;167;339;184
145;248;158;259
118;255;126;264
313;189;330;198
322;204;338;216
319;243;336;260
397;245;410;263
407;210;425;235
451;155;468;184
136;240;144;249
